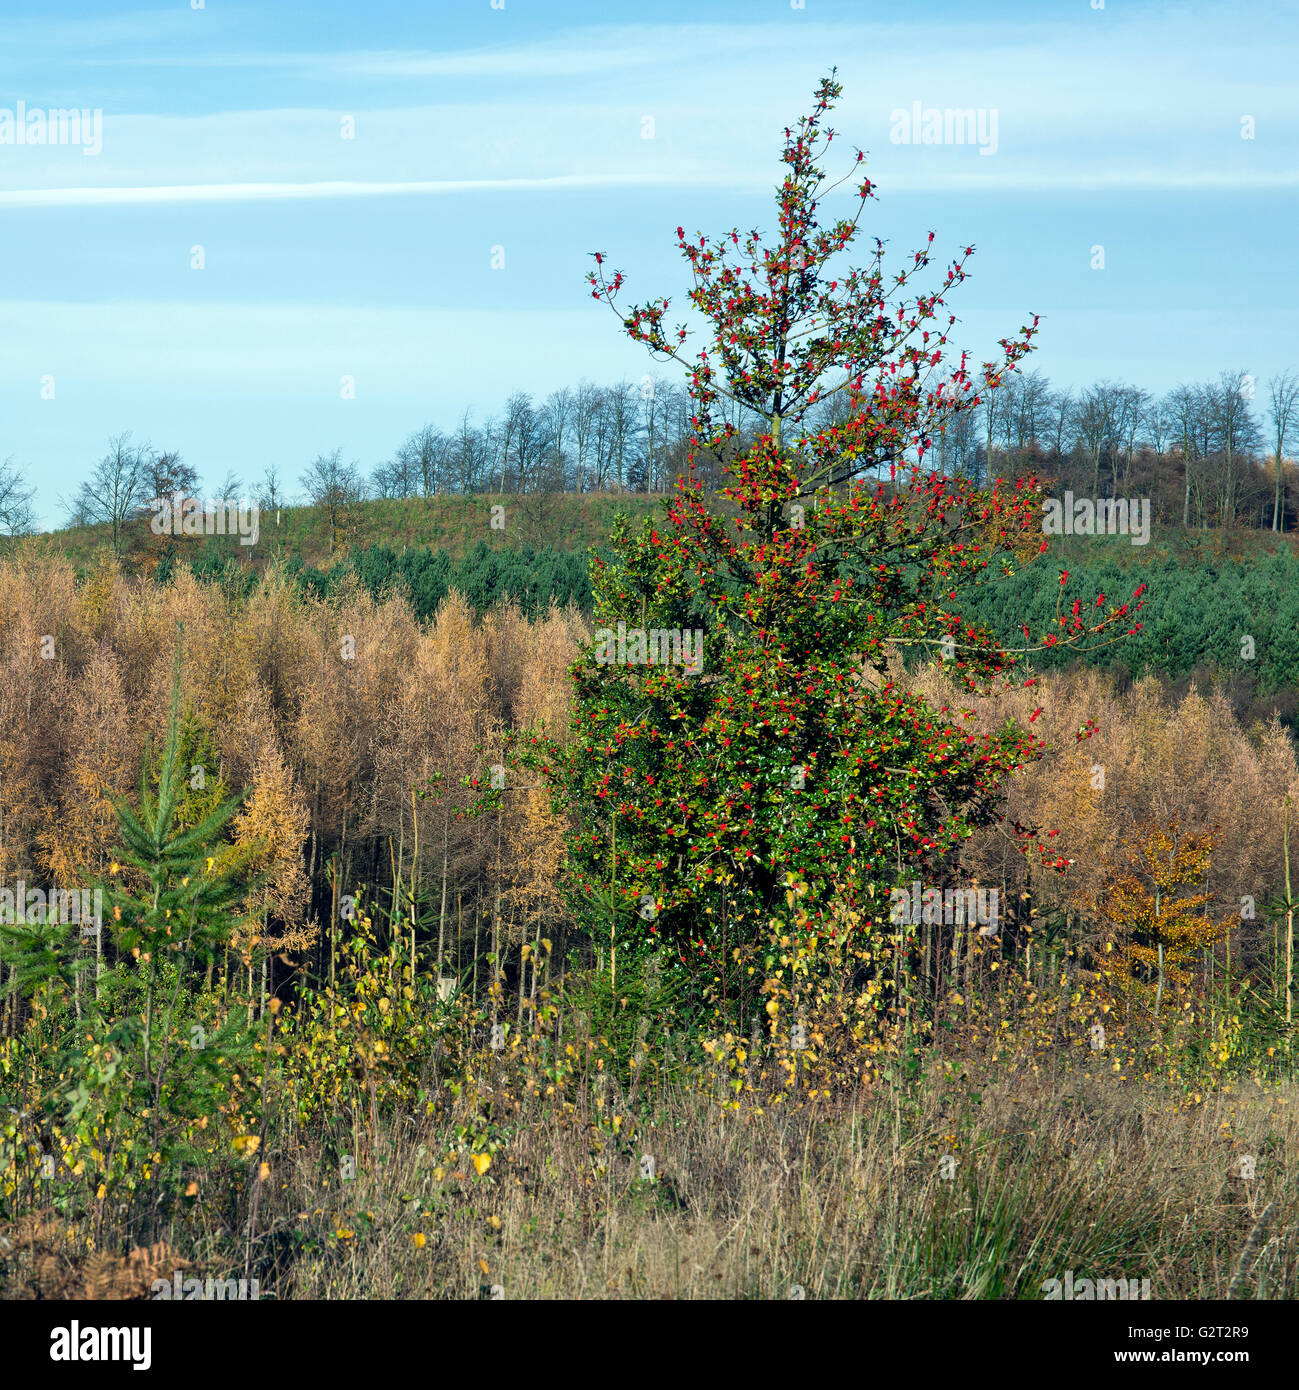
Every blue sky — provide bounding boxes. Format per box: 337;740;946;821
1;0;1295;527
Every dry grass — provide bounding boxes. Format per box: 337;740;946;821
212;1061;1299;1301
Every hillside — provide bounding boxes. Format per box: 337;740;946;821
46;489;666;574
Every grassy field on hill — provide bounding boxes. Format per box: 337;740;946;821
48;491;665;575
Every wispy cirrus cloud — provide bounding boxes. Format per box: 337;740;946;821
0;173;699;208
3;165;1295;209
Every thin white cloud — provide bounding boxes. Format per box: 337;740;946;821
2;164;1294;209
0;173;701;207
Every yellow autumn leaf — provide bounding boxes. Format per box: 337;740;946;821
410;1232;427;1249
184;1181;198;1197
233;1134;261;1156
258;1162;271;1181
479;1258;489;1275
472;1153;491;1176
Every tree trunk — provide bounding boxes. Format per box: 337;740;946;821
1285;800;1294;1030
438;816;449;974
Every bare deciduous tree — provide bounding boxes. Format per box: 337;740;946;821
0;458;36;536
1207;370;1259;528
1269;371;1299;532
141;450;198;508
301;448;365;554
1074;382;1122;498
217;469;244;505
68;433;151;556
259;462;285;512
